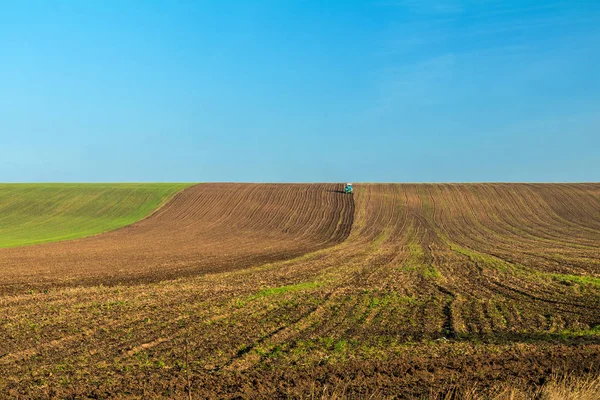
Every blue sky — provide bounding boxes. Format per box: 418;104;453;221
1;0;599;182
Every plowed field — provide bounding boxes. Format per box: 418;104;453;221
0;184;353;294
1;183;599;398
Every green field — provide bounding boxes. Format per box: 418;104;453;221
0;183;191;248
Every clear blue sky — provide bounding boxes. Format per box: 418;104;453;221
1;0;599;182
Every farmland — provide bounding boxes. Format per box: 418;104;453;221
1;183;599;398
0;183;190;248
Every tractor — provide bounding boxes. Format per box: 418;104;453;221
344;183;353;194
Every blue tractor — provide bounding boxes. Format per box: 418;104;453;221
344;183;353;194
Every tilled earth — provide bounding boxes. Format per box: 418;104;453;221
1;183;599;398
0;183;354;295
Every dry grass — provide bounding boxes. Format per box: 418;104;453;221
312;375;600;399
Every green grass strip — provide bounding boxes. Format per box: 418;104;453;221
0;183;192;248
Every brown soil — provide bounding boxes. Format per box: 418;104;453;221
1;183;599;399
0;183;354;294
